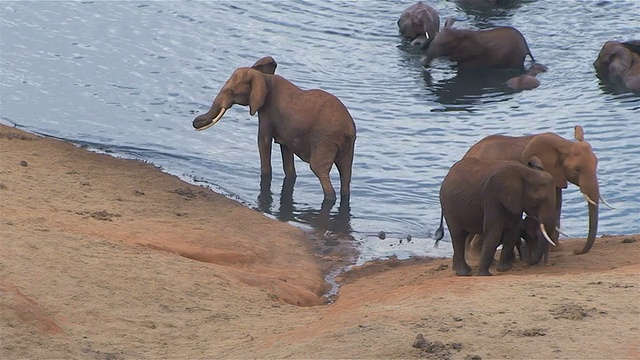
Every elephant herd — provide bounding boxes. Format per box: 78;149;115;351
192;1;619;277
399;1;640;93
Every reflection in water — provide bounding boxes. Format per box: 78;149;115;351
258;177;353;240
426;68;520;111
454;0;533;26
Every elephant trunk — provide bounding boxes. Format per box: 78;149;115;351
525;227;549;265
574;178;600;255
575;203;599;255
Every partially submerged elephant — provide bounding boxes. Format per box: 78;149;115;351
422;17;534;69
463;125;613;255
506;63;548;91
435;157;557;276
593;40;640;93
397;1;440;48
193;56;357;202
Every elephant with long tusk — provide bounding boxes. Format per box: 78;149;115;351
435;157;558;276
463;125;613;255
192;56;356;203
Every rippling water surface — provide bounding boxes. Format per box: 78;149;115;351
1;0;638;265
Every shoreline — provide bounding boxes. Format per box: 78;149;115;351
1;124;638;359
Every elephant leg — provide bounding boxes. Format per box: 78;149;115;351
309;144;337;201
450;227;472;276
478;226;503;276
467;234;483;260
497;224;519;272
258;132;273;183
335;147;354;200
280;144;296;179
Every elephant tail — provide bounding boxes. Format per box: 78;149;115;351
527;49;535;62
434;210;445;244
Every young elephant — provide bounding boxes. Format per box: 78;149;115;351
193;56;357;202
506;63;548;91
593;40;640;93
422;17;534;69
397;1;440;48
435;157;557;276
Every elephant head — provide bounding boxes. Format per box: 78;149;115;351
593;40;640;92
397;2;440;48
522;125;600;255
192;57;276;131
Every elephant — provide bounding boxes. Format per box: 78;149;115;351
192;56;357;202
506;63;548;91
421;17;535;69
467;214;553;266
397;1;440;48
435;157;557;276
593;40;640;93
463;125;613;255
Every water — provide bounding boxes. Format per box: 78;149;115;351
1;0;638;266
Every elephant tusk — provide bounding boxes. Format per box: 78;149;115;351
540;223;557;246
195;108;227;131
583;193;598;207
600;195;616;209
425;32;429;39
556;227;569;238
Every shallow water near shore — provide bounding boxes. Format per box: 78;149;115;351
1;0;638;265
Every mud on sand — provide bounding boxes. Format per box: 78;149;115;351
1;124;638;359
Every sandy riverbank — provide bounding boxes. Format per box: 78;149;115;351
1;124;638;359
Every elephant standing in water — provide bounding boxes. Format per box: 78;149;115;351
593;40;640;93
435;157;557;276
397;1;440;48
193;56;356;202
463;125;613;255
422;18;534;69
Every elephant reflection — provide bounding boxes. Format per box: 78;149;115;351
258;178;353;237
424;68;520;109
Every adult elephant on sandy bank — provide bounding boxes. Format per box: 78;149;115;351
192;56;357;202
593;40;640;93
397;1;440;48
463;125;612;255
435;157;557;276
421;18;534;69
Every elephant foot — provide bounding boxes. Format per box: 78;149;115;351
454;262;472;276
477;269;494;276
496;261;513;272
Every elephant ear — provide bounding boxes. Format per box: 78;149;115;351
574;125;584;141
522;134;568;188
485;163;524;215
444;17;456;28
528;156;544;171
251;56;278;75
248;70;267;116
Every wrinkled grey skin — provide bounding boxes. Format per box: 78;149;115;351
397;1;440;48
506;63;548;91
422;17;534;69
593;40;640;93
435;157;557;276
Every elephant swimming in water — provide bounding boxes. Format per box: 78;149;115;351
593;40;640;93
506;63;548;91
422;17;534;69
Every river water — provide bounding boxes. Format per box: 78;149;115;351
1;0;638;265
